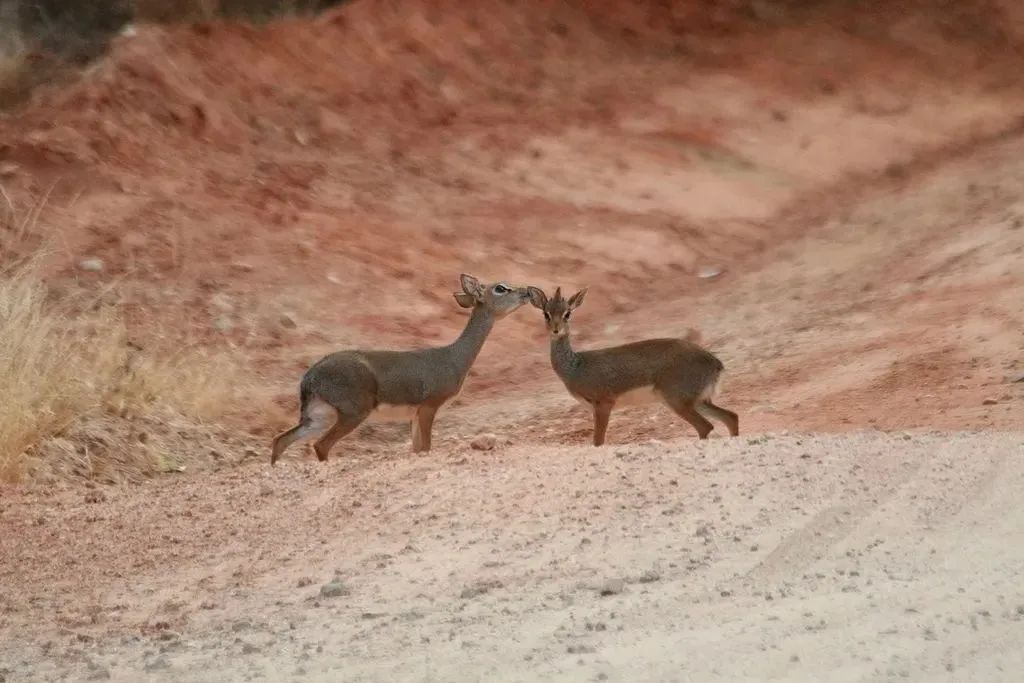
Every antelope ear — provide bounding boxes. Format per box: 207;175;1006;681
459;273;484;300
567;287;588;310
527;286;547;309
453;292;476;308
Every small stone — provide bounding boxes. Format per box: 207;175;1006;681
460;580;502;599
637;570;661;584
696;265;723;279
259;484;273;497
1009;373;1024;384
598;578;625;596
84;491;107;504
144;656;170;672
470;433;497;451
982;397;999;406
77;257;105;272
212;316;234;333
230;261;255;273
209;293;234;312
241;642;259;654
297;577;313;588
319;580;349;598
278;313;297;329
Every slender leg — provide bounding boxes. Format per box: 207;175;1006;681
270;421;315;465
592;400;614;446
666;398;714;440
412;404;439;453
699;401;739;436
313;408;370;462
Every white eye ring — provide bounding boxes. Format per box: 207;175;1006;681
493;283;511;295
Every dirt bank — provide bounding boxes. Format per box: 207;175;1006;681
1;1;1023;681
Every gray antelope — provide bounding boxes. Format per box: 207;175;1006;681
527;286;739;445
271;274;532;464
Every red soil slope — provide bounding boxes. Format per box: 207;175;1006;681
1;0;1022;447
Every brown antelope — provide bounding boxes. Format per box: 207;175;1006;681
527;286;738;446
271;274;532;464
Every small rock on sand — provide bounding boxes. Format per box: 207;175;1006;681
598;578;625;596
470;434;497;451
77;257;105;272
212;316;234;333
319;580;349;598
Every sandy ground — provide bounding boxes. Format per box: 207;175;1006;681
2;430;1024;682
2;1;1024;681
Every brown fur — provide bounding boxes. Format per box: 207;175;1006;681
528;286;739;445
271;275;532;464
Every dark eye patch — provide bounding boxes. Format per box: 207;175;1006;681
493;284;510;295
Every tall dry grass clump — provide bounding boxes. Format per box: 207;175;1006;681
0;261;245;483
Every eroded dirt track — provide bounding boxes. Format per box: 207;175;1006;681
2;1;1024;681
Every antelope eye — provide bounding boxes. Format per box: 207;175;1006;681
563;312;571;320
493;284;510;295
543;312;551;321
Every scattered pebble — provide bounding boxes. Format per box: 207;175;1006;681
637;570;661;584
212;316;234;333
209;293;234;312
460;580;502;599
470;433;497;451
982;397;999;406
319;580;349;598
144;657;170;672
77;257;105;272
598;578;625;596
696;265;723;279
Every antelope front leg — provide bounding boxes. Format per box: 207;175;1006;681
412;404;439;452
592;400;613;446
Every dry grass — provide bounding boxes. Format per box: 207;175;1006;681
0;261;247;483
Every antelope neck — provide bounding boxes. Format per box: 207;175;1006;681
445;305;496;375
550;331;580;377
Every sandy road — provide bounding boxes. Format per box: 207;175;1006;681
3;4;1024;681
3;431;1023;682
